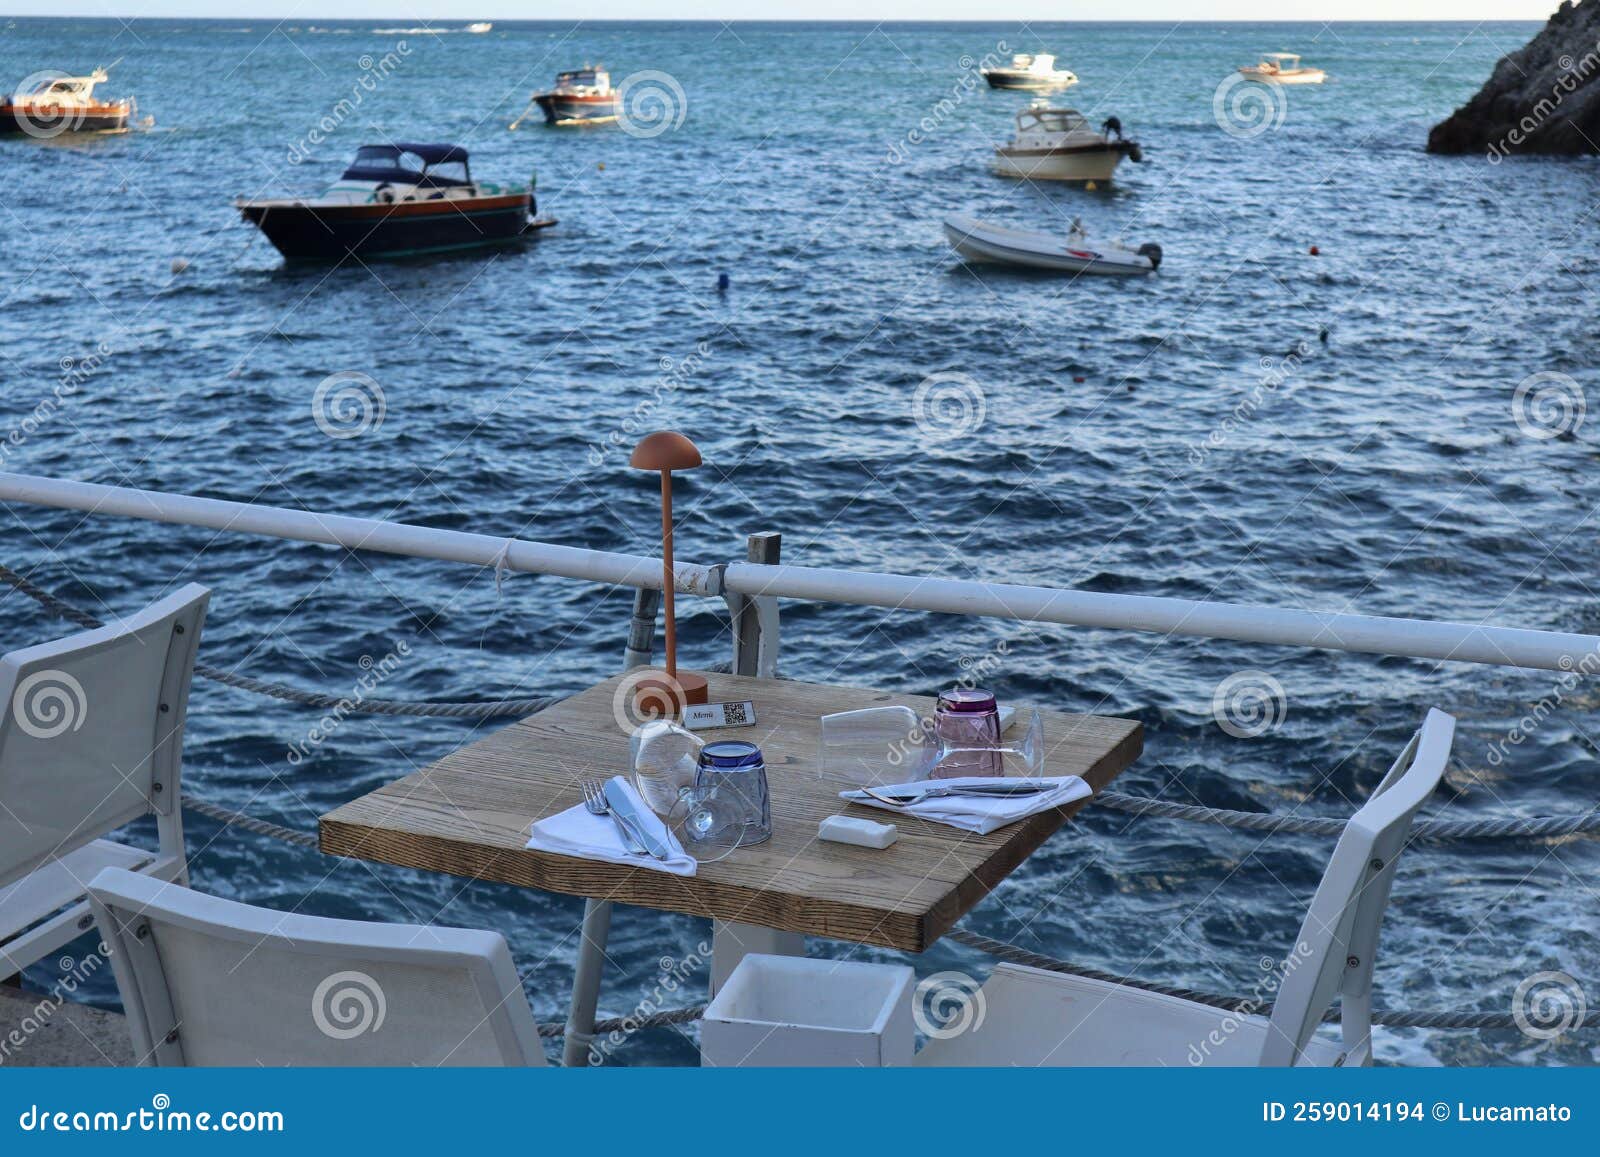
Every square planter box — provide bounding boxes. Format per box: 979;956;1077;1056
701;953;914;1067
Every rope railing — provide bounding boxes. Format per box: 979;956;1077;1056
0;564;558;718
942;929;1598;1031
1094;790;1600;841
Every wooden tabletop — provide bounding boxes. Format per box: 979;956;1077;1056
320;673;1142;953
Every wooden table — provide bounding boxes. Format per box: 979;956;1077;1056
321;672;1142;953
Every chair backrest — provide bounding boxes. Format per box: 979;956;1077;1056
0;584;209;890
1258;708;1455;1066
87;868;547;1067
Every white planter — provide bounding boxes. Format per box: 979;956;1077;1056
700;953;914;1067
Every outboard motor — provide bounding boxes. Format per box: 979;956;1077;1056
1126;141;1144;163
1137;243;1163;271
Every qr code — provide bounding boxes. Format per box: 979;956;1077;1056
721;701;751;726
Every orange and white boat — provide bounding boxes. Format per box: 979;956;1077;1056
0;67;135;137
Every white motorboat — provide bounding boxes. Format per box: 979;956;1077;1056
993;105;1143;183
944;214;1161;276
465;22;493;33
981;53;1078;92
1238;52;1327;84
1;65;135;135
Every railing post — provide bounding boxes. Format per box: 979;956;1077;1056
732;532;780;677
624;587;662;671
561;585;661;1067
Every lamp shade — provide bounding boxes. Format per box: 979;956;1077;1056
630;431;702;472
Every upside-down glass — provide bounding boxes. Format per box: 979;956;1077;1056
931;687;1003;778
817;704;1045;786
668;740;771;861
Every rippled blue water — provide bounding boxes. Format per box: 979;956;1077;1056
3;17;1597;1067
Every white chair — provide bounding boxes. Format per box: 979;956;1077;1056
916;708;1456;1068
87;867;549;1066
0;584;209;979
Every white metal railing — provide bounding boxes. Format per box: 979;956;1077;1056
3;470;1596;674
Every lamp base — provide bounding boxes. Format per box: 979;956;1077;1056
634;670;710;719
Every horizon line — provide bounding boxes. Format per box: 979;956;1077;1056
0;13;1550;22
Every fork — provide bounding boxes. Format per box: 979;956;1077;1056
581;778;647;856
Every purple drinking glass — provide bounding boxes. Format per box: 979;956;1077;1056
931;687;1003;778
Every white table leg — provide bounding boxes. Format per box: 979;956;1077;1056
562;898;613;1067
710;920;805;996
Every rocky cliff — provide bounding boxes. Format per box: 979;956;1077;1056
1428;0;1600;156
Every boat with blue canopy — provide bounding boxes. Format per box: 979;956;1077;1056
235;143;555;262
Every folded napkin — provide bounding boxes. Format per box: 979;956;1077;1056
839;776;1092;835
527;776;696;876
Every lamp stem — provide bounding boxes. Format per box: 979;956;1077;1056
660;469;676;680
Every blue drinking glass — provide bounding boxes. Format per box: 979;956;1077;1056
685;740;771;850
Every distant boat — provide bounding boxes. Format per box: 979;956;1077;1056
944;214;1162;277
465;22;492;33
993;105;1143;183
981;53;1078;92
528;67;620;127
235;143;554;262
0;66;134;136
1238;53;1326;84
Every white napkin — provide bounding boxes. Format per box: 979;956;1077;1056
526;776;696;876
839;776;1092;835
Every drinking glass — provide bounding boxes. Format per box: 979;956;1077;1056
671;741;770;860
931;688;1003;778
669;780;760;863
630;718;703;816
817;704;1045;785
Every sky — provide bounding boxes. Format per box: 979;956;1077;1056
0;2;1563;20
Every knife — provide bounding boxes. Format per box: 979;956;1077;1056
604;778;672;860
860;781;1053;806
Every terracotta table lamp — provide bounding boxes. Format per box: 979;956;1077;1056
630;431;709;716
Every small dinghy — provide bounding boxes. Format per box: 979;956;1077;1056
944;214;1161;277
